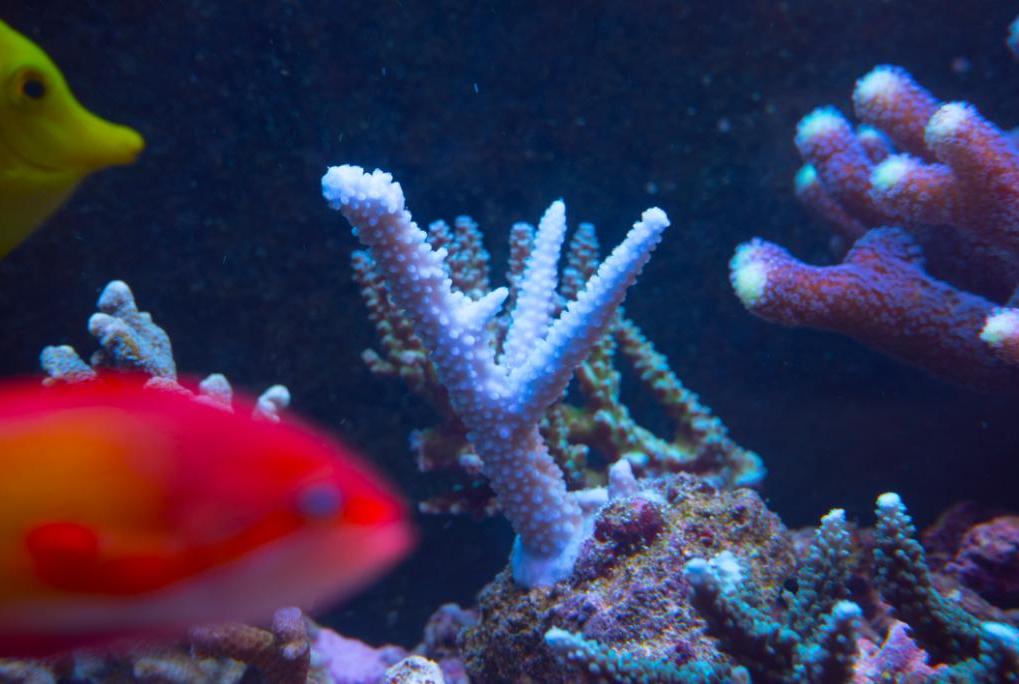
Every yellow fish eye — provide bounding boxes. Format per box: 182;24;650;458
22;75;45;100
9;67;48;105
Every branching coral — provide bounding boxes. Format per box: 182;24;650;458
730;65;1019;391
324;164;675;586
336;165;763;584
661;495;1019;683
40;280;291;419
873;492;985;664
682;509;860;683
872;493;1019;682
544;627;740;683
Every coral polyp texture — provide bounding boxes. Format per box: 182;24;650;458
462;474;793;682
329;165;764;583
355;212;763;524
465;484;1019;682
731;65;1019;391
327;164;761;588
40;280;292;418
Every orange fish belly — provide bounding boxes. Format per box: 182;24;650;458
0;376;412;656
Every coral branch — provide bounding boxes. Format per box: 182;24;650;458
684;508;862;683
982;308;1019;365
731;229;1019;390
323;165;667;586
352;195;762;520
40;281;291;418
873;493;983;663
732;65;1019;390
544;627;738;683
500;200;567;370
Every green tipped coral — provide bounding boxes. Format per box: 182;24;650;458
873;492;983;663
682;507;860;683
544;627;742;684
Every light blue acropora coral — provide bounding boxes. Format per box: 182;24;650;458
323;164;668;586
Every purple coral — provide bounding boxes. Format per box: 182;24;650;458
731;66;1019;391
947;515;1019;608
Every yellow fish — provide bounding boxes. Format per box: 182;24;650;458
0;20;144;257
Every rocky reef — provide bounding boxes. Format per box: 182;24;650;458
461;474;792;682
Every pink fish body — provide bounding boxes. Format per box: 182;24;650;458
0;377;413;655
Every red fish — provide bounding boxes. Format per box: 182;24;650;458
0;376;412;656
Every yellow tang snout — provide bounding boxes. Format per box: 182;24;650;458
3;61;144;171
0;20;144;172
0;19;144;256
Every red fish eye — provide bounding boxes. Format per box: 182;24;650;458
297;482;343;521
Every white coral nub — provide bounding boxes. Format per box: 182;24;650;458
854;66;908;109
323;164;669;586
729;242;769;307
981;309;1019;346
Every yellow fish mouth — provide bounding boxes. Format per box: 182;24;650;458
1;50;144;175
64;98;146;170
0;110;144;175
0;125;63;175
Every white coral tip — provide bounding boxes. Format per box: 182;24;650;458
730;243;769;307
981;309;1019;346
854;66;908;106
876;492;902;510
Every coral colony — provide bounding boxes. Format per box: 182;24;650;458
730;65;1019;391
3;151;1019;680
322;166;1019;681
7;35;1019;684
350;210;764;521
323;164;671;586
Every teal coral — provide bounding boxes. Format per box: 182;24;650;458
544;627;741;683
787;510;854;639
682;508;861;683
873;493;1019;681
930;622;1019;683
873;492;983;663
